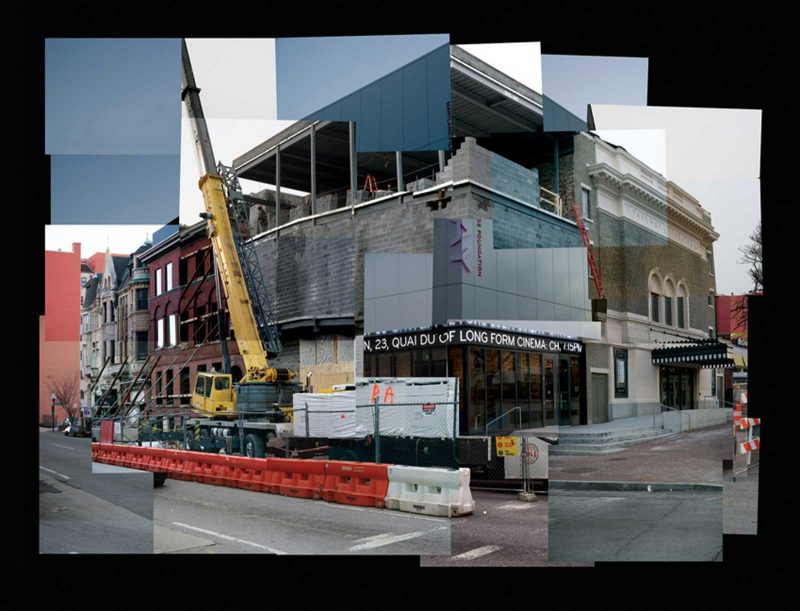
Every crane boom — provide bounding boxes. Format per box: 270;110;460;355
181;40;291;385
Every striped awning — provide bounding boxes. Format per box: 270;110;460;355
651;339;736;368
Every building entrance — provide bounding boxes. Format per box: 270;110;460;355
660;366;694;410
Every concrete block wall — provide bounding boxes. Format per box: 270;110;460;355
448;137;540;208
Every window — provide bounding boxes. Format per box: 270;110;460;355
664;296;673;326
708;326;715;339
135;331;148;359
651;292;660;323
169;314;177;347
581;186;591;220
166;262;173;292
214;376;230;390
180;368;190;405
157;318;164;348
707;250;714;275
677;296;685;329
155;268;162;295
179;258;188;286
136;288;148;311
194;375;205;396
614;348;628;398
708;290;714;308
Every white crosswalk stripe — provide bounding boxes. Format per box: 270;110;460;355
450;545;502;561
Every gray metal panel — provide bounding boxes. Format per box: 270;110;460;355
498;290;518;320
552;250;570;306
398;254;431;294
374;255;401;297
364;298;377;333
518;296;537;321
517;251;535;298
459;283;473;319
398;291;432;330
537;298;554;320
474;286;499;319
373;295;401;332
535;248;554;302
432;285;448;325
553;303;571;321
569;248;585;308
496;250;517;294
364;254;375;300
433;219;449;288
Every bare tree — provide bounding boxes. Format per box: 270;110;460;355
46;372;80;424
739;221;762;292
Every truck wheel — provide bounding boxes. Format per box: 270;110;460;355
244;434;266;458
153;473;167;488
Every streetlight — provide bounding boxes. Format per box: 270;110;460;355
51;393;56;432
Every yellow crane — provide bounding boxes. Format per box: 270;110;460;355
181;40;295;423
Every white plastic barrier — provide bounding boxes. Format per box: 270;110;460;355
385;465;475;517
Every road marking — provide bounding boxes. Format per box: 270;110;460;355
347;526;448;552
51;444;74;451
172;522;287;555
496;502;535;510
450;545;502;561
39;466;70;481
323;502;448;523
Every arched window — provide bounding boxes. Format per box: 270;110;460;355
677;283;689;329
648;271;663;323
663;278;676;326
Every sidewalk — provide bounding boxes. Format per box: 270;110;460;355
550;423;727;487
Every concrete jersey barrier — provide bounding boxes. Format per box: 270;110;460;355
385;465;474;517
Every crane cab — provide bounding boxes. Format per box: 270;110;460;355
192;372;236;416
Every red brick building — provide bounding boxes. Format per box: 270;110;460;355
139;223;244;414
40;243;82;424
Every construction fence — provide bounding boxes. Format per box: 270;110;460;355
733;402;760;480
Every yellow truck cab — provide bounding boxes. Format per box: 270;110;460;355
192;372;236;416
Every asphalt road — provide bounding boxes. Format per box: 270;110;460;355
548;488;723;562
421;490;591;567
154;478;451;555
723;466;759;535
39;430;155;554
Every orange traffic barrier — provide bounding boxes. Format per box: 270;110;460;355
322;461;391;508
269;458;326;499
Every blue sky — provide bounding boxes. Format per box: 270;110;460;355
542;54;648;123
46;38;181;155
276;34;449;119
50;155;179;224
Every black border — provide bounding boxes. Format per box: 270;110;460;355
26;1;792;604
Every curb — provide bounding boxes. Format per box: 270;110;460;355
550;480;723;492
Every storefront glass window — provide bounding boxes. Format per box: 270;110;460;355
570;356;581;424
468;347;486;433
448;347;466;434
486;349;501;432
530;354;542;427
501;351;517;430
394;352;412;377
431;348;447;377
517;352;530;426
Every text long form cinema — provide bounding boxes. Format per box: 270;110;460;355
364;322;586;434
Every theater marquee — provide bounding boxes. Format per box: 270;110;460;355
364;324;583;355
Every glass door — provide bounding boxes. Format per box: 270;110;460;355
543;355;556;426
558;356;571;426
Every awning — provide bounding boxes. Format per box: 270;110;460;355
651;339;736;368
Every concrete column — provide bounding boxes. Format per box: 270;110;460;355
349;122;357;209
275;143;281;227
310;124;317;216
395;151;404;192
438;150;446;173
